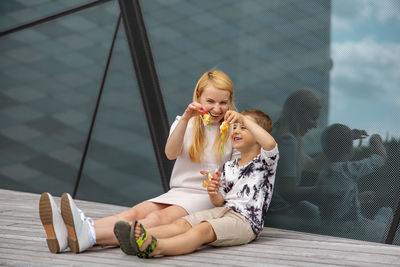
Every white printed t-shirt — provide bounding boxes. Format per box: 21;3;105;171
220;145;279;235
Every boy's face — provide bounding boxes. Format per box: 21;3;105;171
231;115;258;151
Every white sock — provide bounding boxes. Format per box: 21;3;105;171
87;219;96;246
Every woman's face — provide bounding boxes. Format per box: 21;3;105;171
199;84;231;124
298;107;320;136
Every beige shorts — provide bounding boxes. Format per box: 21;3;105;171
183;206;256;246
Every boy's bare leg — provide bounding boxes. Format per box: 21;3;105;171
94;202;174;246
135;221;217;256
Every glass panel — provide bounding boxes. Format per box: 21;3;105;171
0;1;119;196
140;0;400;244
0;0;94;32
76;22;163;206
319;0;400;244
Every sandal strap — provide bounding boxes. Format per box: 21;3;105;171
136;223;147;248
137;236;157;258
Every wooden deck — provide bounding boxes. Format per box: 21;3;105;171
1;189;400;266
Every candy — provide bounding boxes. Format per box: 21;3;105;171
220;121;230;136
202;173;213;187
202;112;211;128
219;121;230;154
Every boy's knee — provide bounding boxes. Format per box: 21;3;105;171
195;222;216;240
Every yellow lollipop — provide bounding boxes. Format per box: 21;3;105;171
219;121;230;154
202;112;211;128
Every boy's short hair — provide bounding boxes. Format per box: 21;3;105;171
321;123;353;162
241;110;273;133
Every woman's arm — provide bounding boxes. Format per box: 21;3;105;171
165;102;206;160
165;116;190;160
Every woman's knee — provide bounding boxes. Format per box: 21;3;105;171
144;210;161;223
117;208;137;221
173;218;191;230
145;207;187;225
117;202;164;222
145;209;176;226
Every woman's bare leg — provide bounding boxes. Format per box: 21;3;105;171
146;218;192;239
135;221;217;257
94;201;169;246
139;205;188;228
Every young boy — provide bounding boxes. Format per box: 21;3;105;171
113;109;279;258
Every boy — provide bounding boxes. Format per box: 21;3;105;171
317;123;392;241
113;109;279;258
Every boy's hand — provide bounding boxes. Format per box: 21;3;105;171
207;171;221;195
352;129;369;140
224;110;244;124
183;102;206;120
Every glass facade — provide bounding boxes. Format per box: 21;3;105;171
0;1;120;196
0;0;399;245
0;0;163;206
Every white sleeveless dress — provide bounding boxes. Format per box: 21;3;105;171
148;116;239;214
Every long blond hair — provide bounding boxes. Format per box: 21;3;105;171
275;89;321;168
189;70;236;163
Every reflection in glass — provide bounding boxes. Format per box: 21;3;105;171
140;0;400;244
317;124;392;242
267;90;324;232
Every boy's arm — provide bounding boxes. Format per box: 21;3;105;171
345;134;387;179
225;110;276;150
241;116;276;150
369;134;387;159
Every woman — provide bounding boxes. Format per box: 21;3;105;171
39;70;240;253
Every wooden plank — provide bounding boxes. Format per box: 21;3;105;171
1;188;400;266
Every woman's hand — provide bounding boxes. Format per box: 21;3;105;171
207;171;221;195
182;102;207;120
224;110;244;124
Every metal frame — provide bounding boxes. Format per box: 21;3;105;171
118;0;173;192
386;199;400;244
0;0;112;37
73;14;122;198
